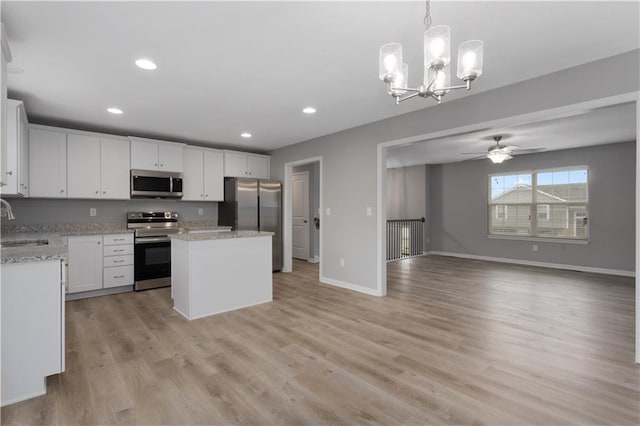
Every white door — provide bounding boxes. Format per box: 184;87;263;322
183;147;204;201
29;128;67;198
292;171;310;260
203;149;224;201
67;236;103;293
67;133;101;199
100;137;130;199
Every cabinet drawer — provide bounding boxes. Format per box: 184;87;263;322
103;254;134;267
103;234;133;245
103;265;134;288
103;244;133;256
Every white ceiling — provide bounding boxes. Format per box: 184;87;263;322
2;1;639;152
386;102;638;167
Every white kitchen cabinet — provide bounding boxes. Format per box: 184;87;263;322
0;24;11;189
130;137;184;173
67;235;103;293
183;146;223;201
102;233;134;289
66;133;130;200
67;133;101;199
1;260;65;406
29;127;67;198
223;150;270;179
3;99;29;196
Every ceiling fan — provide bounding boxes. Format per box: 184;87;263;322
460;136;545;164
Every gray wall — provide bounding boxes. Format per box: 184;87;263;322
386;165;429;251
429;142;636;272
269;50;639;291
4;198;218;225
293;162;320;260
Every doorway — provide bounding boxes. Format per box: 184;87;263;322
283;157;323;275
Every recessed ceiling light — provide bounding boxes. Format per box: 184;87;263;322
241;132;252;138
107;107;123;114
302;107;317;114
135;58;157;70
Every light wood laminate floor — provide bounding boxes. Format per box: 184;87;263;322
2;256;638;425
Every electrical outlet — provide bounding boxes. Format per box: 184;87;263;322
198;208;204;216
89;208;97;217
339;258;345;267
326;207;331;216
532;244;538;252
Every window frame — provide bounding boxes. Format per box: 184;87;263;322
487;166;589;242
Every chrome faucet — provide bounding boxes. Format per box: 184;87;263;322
0;198;16;220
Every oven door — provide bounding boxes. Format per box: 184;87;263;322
134;237;171;290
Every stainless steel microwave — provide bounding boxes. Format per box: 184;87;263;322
130;169;183;199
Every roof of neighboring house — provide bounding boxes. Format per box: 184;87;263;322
491;183;588;204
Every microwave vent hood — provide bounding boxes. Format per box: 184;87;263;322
131;169;183;199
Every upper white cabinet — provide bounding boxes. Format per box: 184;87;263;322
0;24;12;188
183;146;223;201
67;133;130;199
130;137;184;173
223;150;270;179
29;128;67;198
2;99;29;196
100;137;130;199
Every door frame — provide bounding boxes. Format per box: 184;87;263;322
283;156;323;275
291;170;310;261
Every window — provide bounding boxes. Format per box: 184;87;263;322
488;167;588;240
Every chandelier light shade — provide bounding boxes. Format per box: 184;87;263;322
424;25;451;69
378;43;403;82
379;0;484;105
457;40;484;81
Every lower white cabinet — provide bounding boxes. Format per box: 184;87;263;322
1;260;65;406
67;233;133;294
67;235;103;293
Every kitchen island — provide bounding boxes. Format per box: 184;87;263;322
169;230;273;320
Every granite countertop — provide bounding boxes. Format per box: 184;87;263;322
179;221;232;232
169;230;274;241
1;234;68;264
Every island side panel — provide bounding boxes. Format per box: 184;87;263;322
189;236;272;320
171;238;192;319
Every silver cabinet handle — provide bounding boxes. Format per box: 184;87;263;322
113;275;125;279
114;259;125;263
97;242;101;245
60;189;65;193
6;171;12;175
103;191;106;194
114;249;125;252
114;238;125;241
160;164;164;167
95;190;99;194
155;163;158;167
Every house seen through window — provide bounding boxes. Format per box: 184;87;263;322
488;167;589;240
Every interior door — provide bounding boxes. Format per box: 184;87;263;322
292;171;309;260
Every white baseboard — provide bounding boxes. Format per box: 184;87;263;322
320;276;384;297
307;255;320;264
427;251;635;277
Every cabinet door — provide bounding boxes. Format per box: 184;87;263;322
67;133;101;199
247;155;270;179
29;128;67;198
101;137;130;199
182;147;204;201
158;143;184;173
203;149;224;201
3;100;20;194
223;151;248;177
0;36;7;188
130;139;158;170
68;236;103;293
18;103;29;196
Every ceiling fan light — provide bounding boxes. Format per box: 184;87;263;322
457;40;484;81
488;150;512;164
379;43;403;82
424;25;451;69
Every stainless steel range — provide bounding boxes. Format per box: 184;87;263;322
127;211;183;291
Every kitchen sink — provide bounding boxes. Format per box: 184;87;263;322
1;239;49;248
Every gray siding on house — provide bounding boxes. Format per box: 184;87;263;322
430;142;635;272
269;50;638;290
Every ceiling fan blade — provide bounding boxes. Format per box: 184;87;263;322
511;147;545;154
460;151;488;155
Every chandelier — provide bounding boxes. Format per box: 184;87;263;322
379;0;484;105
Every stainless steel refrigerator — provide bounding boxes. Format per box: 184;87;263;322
218;178;282;271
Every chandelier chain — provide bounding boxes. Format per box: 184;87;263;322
423;0;431;29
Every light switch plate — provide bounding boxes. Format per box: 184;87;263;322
326;207;331;216
366;207;372;216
